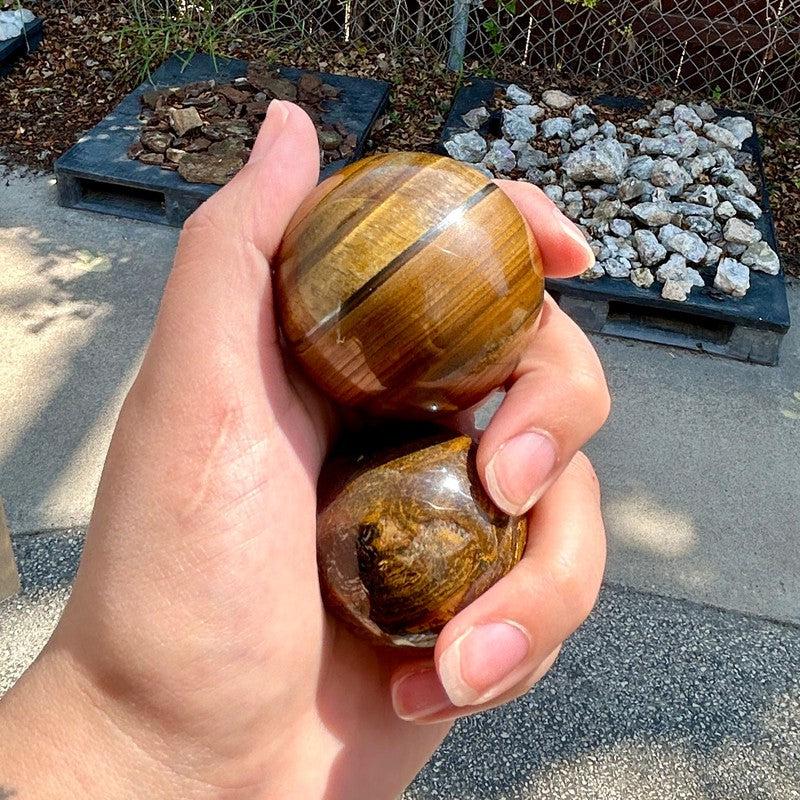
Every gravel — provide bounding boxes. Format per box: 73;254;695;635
0;531;83;696
443;89;783;301
404;586;800;800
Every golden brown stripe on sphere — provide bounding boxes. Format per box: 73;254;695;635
274;152;544;417
317;425;528;647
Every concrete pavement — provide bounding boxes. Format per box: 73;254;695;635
1;170;798;623
1;167;799;797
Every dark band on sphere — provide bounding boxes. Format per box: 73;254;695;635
297;181;500;348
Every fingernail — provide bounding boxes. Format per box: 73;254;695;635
485;429;558;516
554;206;595;267
392;668;454;722
438;621;531;707
248;100;290;163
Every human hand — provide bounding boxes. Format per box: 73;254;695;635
0;101;608;800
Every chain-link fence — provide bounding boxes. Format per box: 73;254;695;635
146;0;800;117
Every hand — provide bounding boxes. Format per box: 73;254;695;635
0;102;608;800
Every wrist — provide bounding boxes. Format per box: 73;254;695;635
0;643;256;800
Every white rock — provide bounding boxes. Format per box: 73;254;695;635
541;117;572;139
571;124;598;147
542;89;576;111
444;130;487;163
604;257;632;278
723;217;762;245
719;169;758;197
632;202;675;227
714;258;750;297
564;139;629;183
717;116;754;145
715;201;737;220
543;185;564;204
704;244;723;266
726;242;747;257
0;11;25;39
720;190;762;220
741;241;780;275
502;109;537;143
506;84;533;105
650;158;689;194
462;106;490;129
482;139;516;174
514;104;546;122
599;121;617;139
659;227;708;262
685;185;719;208
630;267;655;289
571;104;597;124
671;201;714;218
618;177;646;202
675;130;700;159
610;218;632;237
515;144;549;171
662;279;689;301
628;156;655;181
686;153;716;180
655;252;687;281
594;198;622;221
703;122;741;150
685;216;714;237
634;229;668;266
640;137;682;157
692;102;717;121
653;99;677;115
673;104;703;129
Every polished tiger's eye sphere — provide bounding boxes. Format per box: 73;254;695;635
317;425;528;647
274;152;544;417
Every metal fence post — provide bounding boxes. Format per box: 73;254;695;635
447;0;470;72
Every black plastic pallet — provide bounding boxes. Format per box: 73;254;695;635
54;53;390;228
441;78;790;365
0;16;43;77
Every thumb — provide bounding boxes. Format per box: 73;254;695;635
136;101;319;393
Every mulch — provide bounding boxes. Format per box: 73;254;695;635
1;1;798;277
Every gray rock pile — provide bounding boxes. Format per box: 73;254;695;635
443;85;781;302
0;8;35;41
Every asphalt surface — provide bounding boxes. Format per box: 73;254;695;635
404;586;800;800
1;531;798;799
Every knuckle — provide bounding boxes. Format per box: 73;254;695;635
550;553;601;624
566;365;611;429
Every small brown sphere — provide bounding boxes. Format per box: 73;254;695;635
274;152;544;417
317;425;528;647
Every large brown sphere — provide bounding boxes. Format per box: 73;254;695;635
317;425;528;647
274;152;544;417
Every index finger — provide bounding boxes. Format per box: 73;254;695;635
495;179;595;278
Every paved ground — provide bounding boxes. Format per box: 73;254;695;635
1;169;799;797
1;170;798;623
2;532;798;799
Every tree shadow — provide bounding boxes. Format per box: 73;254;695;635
0;170;178;532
